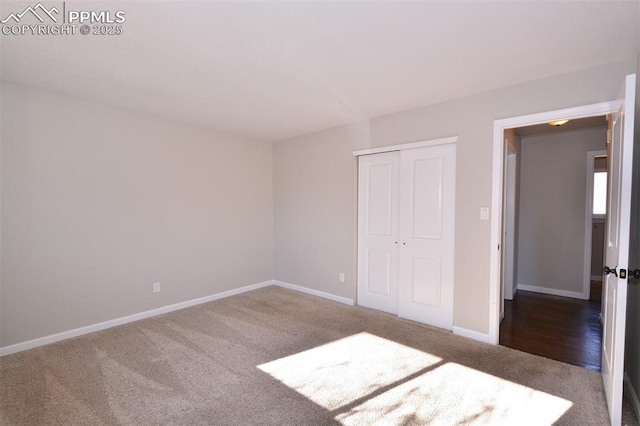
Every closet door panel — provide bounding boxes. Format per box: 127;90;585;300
411;157;443;239
398;144;456;330
410;255;441;307
357;151;400;314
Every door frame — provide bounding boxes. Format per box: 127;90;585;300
584;149;608;301
488;101;618;344
502;141;517;307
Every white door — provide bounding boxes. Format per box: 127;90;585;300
357;151;400;314
602;73;635;426
398;144;456;330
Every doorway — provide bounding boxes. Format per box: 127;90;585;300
498;116;608;371
587;151;608;303
488;100;619;342
490;74;636;426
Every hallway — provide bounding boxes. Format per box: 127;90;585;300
500;290;601;371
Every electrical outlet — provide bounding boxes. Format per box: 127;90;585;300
339;273;345;283
153;282;160;293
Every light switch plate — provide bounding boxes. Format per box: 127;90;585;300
480;207;490;220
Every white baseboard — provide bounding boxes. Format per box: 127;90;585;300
272;280;355;306
453;326;495;345
624;373;640;422
517;283;587;300
0;280;273;357
590;275;603;282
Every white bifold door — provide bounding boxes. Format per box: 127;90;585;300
357;144;456;330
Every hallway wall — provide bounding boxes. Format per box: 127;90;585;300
516;127;607;298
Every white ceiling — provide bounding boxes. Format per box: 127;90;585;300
1;1;639;141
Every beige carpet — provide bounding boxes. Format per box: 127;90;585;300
0;286;638;425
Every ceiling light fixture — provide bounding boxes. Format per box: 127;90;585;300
548;119;569;127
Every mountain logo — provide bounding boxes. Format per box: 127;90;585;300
1;2;60;24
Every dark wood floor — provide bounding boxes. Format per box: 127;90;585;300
500;290;602;371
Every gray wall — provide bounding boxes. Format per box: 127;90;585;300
2;60;637;349
1;82;274;347
273;122;369;300
273;59;635;336
625;56;640;416
517;128;606;295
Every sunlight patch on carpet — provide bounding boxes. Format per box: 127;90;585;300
258;332;573;425
257;332;442;410
335;361;573;425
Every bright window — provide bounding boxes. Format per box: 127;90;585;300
593;172;607;215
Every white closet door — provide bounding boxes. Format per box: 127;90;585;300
398;144;456;330
357;151;400;314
